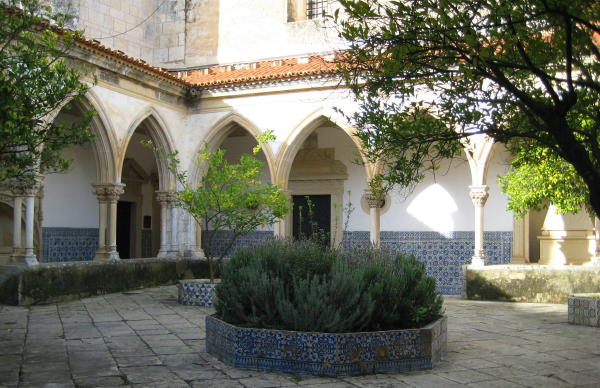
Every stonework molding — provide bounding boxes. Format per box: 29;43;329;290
93;183;126;203
155;190;179;205
469;185;489;207
463;136;496;187
276;112;368;189
363;191;385;209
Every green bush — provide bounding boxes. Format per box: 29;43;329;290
215;240;443;332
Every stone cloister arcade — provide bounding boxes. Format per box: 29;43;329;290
2;39;596;295
2;88;507;266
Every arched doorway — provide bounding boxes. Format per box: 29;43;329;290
193;118;275;257
278;117;368;246
117;117;171;259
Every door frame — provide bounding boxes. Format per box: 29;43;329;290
287;179;345;246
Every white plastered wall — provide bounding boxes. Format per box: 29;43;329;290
213;1;343;65
42;142;98;228
485;144;512;231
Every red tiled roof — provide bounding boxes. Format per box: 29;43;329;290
176;56;340;87
3;4;339;90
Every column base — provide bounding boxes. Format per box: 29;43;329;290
181;247;205;259
106;250;121;261
157;249;180;259
470;255;487;268
24;252;39;266
93;249;110;261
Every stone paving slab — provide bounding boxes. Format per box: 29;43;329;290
1;286;600;387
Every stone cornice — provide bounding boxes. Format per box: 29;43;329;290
68;44;195;105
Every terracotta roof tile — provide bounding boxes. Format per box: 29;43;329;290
176;56;340;87
4;5;340;90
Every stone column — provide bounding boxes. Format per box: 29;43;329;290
92;184;124;261
11;180;40;266
273;189;291;238
92;184;108;260
23;193;38;265
11;196;23;259
181;212;204;258
170;194;179;256
511;214;529;264
99;184;125;261
469;185;489;267
364;190;384;248
192;217;205;258
156;191;179;257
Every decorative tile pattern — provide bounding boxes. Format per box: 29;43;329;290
343;231;512;295
177;280;219;307
42;227;98;262
202;231;274;257
206;314;447;376
568;294;600;327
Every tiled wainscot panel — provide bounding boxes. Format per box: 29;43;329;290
42;227;98;262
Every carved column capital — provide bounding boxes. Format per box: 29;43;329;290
11;177;43;197
93;183;125;203
363;189;385;209
469;185;489;207
155;190;179;205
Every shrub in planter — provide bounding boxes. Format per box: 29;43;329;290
215;239;443;332
209;240;446;375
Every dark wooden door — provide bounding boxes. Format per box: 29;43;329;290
292;195;331;245
116;201;133;259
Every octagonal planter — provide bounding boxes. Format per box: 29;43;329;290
205;314;447;376
568;293;600;327
177;279;220;307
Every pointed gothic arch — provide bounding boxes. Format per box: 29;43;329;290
275;108;372;188
463;135;496;187
48;90;119;185
118;107;176;191
189;113;277;186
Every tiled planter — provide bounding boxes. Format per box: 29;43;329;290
568;293;600;327
206;314;447;376
177;279;220;307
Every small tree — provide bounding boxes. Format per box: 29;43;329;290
160;134;290;282
0;0;94;185
499;141;600;264
499;141;590;217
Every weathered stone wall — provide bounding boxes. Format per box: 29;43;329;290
51;0;186;66
0;258;212;305
52;0;341;68
466;265;600;303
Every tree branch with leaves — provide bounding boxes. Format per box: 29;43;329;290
0;0;94;185
333;0;600;217
149;132;290;282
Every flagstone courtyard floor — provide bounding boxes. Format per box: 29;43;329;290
1;286;599;388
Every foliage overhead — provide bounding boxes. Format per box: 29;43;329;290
216;239;443;332
499;140;591;217
333;0;600;217
0;0;94;185
156;132;290;282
